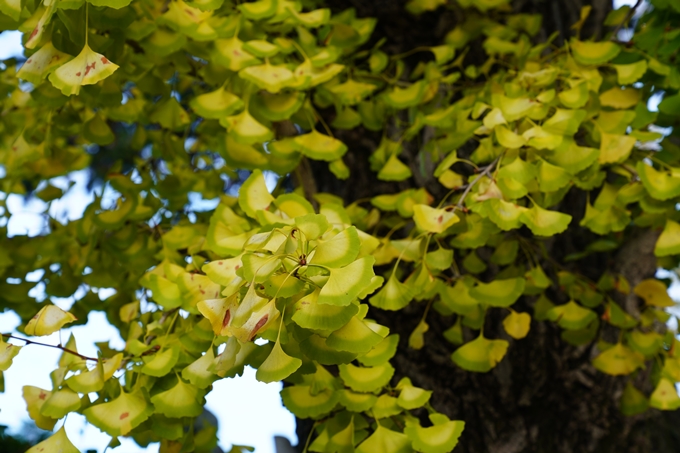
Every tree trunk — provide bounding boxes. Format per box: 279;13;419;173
294;1;680;451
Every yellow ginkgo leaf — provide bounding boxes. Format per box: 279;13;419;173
17;42;72;85
49;44;119;96
412;204;460;234
25;305;77;336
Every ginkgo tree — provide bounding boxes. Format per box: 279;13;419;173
1;0;680;451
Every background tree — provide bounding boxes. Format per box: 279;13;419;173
1;0;680;452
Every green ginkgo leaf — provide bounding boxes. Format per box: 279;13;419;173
25;305;77;336
339;362;395;393
612;60;647;84
570;39;621;65
558;81;589;109
655;220;680;257
141;346;180;377
503;310;531;339
49;44;118;96
65;354;123;394
0;0;21;20
295;214;331;241
243;40;280;58
17;42;72;85
383;80;427;109
251;91;304;121
495;125;526;149
543;109;587;136
239;62;294;93
369;274;415;311
499;96;534;122
280;385;339;419
330;79;378;105
633;279;674;307
520;204;572;236
256;341;302;383
627;330;662;356
650;378;680;410
190;87;244;119
451;336;509;372
290;8;331;27
470;277;525;307
150;378;204;418
485;199;526;231
404;418;465;453
592;343;644;376
413;204;460;234
293;289;359;330
238;0;278;19
0;337;21;371
84;390;153;437
636;161;680;201
221;110;273;145
293;130;348;161
182;347;218;389
327;316;385;353
396;377;432;410
600;87;640;109
373;394;402;419
537;159;571;192
239;169;274;218
213;37;261;71
599;133;636;164
339;389;378;412
23;386;57;430
547;301;597;330
621;382;649;416
378;153;413;181
357;334;400;366
318;256;376;306
312;226;361;267
26;427;79;453
357;426;411;453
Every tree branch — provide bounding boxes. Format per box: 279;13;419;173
2;333;99;362
454;157;500;211
610;0;643;41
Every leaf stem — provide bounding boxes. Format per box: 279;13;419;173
1;333;99;362
454;156;500;212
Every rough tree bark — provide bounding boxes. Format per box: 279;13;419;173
291;1;680;452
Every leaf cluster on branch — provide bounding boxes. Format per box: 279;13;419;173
1;0;680;452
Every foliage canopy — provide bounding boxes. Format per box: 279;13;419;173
1;0;680;451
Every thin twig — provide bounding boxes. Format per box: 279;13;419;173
454;156;500;211
2;333;99;362
610;0;643;42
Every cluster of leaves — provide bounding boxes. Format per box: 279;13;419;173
1;0;680;452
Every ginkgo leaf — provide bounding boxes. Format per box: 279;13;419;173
612;60;647;85
520;205;572;236
636;161;680;201
627;330;663;356
293;130;348;161
537;159;571;192
251;91;304;121
547;301;597;330
190;87;243;119
66;354;123;394
26;427;79;453
25;305;77;336
292;289;359;330
470;278;525;307
503;310;531;339
592;343;644;376
17;42;72;85
312;227;361;267
621;382;649;416
451;336;509;372
0;0;21;20
239;62;294;93
413;204;460;234
396;377;432;409
378;153;413;181
150;378;204;418
239;169;274;218
238;0;277;19
181;348;217;389
599;133;636;164
358;334;400;366
495;125;526;148
256;342;302;383
558;81;589;109
290;8;331;27
338;362;395;392
243;40;279;58
49;45;118;96
570;39;620;65
0;337;21;371
338;389;377;412
318;256;376;306
650;378;680;410
486;199;526;231
634;279;675;307
655;220;680;257
327;316;384;353
293;60;345;88
499;96;534;122
383;80;427;109
221;110;273;145
330;79;378;105
369;274;415;311
295;214;330;241
84;390;153;437
373;394;402;419
356;426;411;453
280;385;339;419
141;346;180;377
23;386;57;430
404;418;465;453
600;87;640;109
